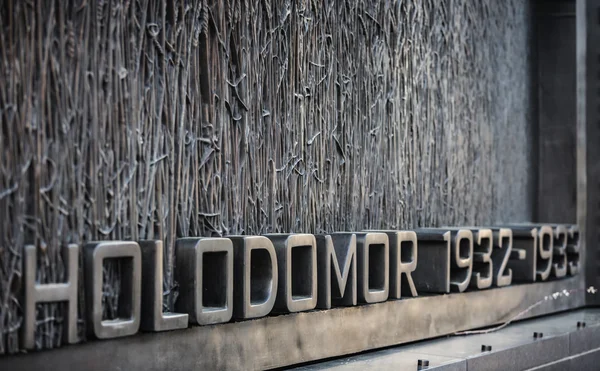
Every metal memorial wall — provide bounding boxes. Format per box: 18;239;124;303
18;225;582;339
4;224;588;360
0;0;595;370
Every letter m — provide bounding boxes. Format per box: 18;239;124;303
316;234;357;309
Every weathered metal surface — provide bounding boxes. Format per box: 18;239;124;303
0;0;537;353
507;226;538;283
536;226;554;281
472;228;495;288
578;0;600;306
366;230;419;299
412;229;474;293
175;238;234;325
266;234;318;313
22;245;79;349
443;227;513;288
230;236;279;319
411;229;451;293
567;225;581;276
492;228;515;286
536;0;578;225
354;233;389;303
315;234;357;309
139;241;189;332
551;225;569;278
83;241;142;339
471;228;494;289
0;278;584;371
502;224;559;282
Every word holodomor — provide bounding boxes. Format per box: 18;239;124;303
22;224;579;349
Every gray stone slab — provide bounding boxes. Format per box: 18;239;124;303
293;308;600;371
292;350;466;371
526;348;600;371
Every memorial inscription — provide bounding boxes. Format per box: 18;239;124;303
19;224;580;349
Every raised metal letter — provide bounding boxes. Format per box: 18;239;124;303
175;238;233;325
449;230;473;292
355;232;389;303
471;229;493;289
368;230;418;298
394;231;418;297
230;236;278;319
316;234;357;309
492;228;513;287
567;225;580;275
413;228;472;293
22;244;79;349
139;240;188;331
505;225;537;283
84;241;142;339
266;234;317;312
552;226;568;278
537;225;554;281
